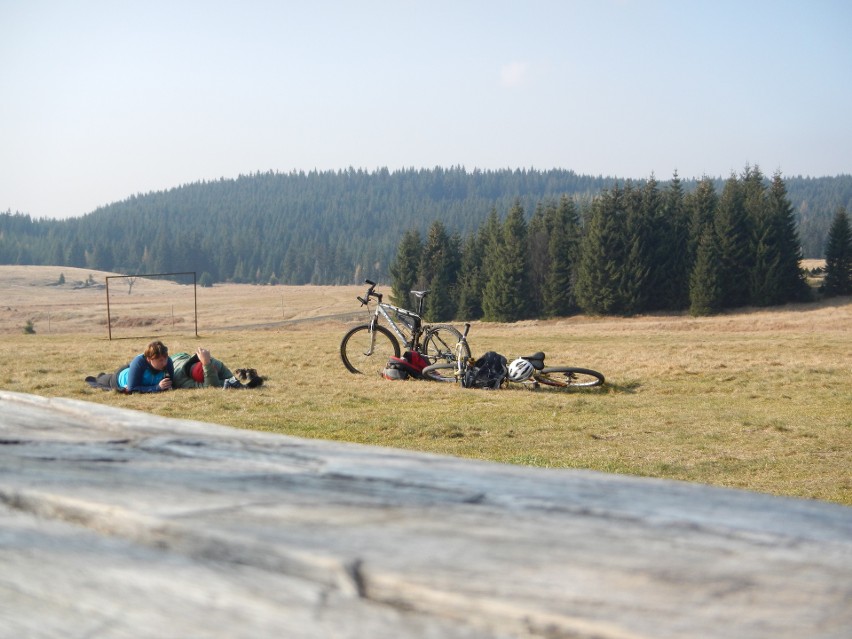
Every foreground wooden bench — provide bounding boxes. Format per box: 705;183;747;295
1;390;850;638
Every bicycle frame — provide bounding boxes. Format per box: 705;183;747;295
357;279;426;354
371;302;423;350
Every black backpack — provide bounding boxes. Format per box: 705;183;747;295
462;351;507;389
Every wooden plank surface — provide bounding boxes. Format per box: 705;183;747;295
1;390;850;639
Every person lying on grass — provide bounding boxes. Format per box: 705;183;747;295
86;340;174;393
172;347;234;389
172;347;264;389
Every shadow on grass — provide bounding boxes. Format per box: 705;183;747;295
499;379;641;394
599;379;641;394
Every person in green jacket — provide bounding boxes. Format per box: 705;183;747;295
171;347;236;389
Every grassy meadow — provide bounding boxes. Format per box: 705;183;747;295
1;266;850;506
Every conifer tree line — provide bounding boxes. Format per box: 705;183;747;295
390;167;833;320
1;168;850;286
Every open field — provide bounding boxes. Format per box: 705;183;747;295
0;265;364;335
1;265;850;505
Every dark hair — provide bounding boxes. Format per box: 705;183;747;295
144;340;169;359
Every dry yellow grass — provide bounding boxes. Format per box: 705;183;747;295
0;265;364;335
1;266;850;506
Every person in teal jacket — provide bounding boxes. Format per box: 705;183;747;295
87;340;174;393
171;347;235;389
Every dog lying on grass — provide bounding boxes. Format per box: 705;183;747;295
233;368;263;388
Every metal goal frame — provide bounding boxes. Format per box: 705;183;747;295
105;271;198;340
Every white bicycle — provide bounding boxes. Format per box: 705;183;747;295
340;280;471;377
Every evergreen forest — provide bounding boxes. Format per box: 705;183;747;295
389;168;850;320
1;167;850;298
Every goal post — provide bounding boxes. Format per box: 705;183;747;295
105;271;198;340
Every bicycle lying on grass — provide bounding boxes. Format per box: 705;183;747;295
421;323;606;389
340;280;472;376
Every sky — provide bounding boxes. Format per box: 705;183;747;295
1;0;851;220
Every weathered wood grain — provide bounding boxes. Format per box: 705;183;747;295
1;390;850;638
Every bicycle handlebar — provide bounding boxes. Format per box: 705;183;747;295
358;279;382;305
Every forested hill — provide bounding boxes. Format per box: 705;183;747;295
1;167;850;285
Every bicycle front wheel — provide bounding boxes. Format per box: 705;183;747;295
340;324;400;375
536;367;605;388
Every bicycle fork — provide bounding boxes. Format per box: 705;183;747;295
362;318;380;356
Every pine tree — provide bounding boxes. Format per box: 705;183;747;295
526;201;552;317
147;229;172;275
822;208;852;296
418;221;459;321
622;181;654;315
713;173;752;309
66;238;86;268
425;267;455;321
689;227;724;315
92;242;115;271
656;172;691;310
575;185;628;315
543;195;581;317
455;233;485;320
49;239;65;267
418;221;449;289
744;168;811;306
750;225;781;306
686;177;718;265
482;200;530;322
389;229;422;308
767;172;811;303
479;207;503;285
742;166;777;306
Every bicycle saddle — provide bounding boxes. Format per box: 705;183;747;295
521;352;546;370
410;290;430;299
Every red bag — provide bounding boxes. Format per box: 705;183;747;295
382;350;429;380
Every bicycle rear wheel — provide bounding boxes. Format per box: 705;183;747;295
536;367;605;388
422;325;470;382
423;324;470;363
420;362;459;383
340;324;400;375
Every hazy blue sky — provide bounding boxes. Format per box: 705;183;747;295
2;0;850;219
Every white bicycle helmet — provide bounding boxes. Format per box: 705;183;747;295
507;358;535;382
